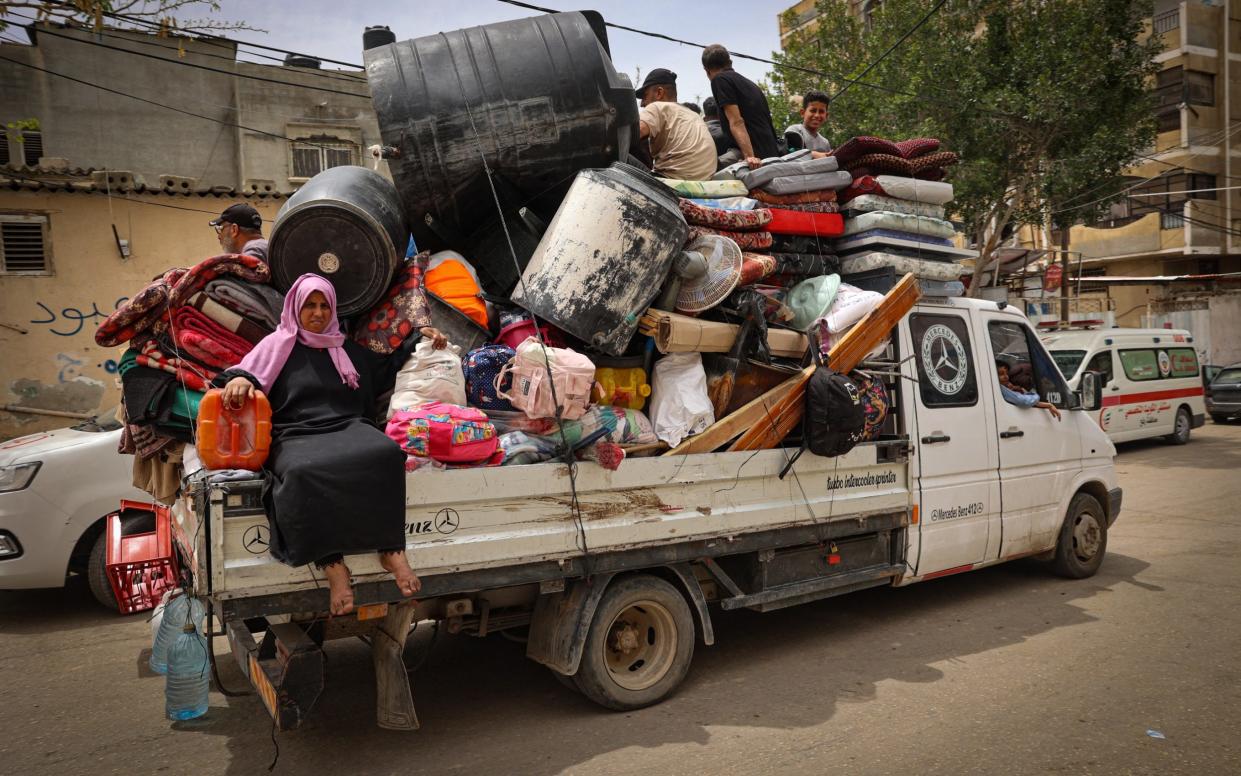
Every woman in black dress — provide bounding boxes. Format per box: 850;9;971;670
217;273;446;615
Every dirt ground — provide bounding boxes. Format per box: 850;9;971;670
2;423;1239;775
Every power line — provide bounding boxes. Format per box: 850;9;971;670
24;23;367;98
0;53;358;153
832;0;949;100
41;0;364;69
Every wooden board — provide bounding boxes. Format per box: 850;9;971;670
727;273;921;452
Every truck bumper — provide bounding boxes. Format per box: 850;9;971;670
1107;487;1123;527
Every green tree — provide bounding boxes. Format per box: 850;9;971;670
0;1;256;33
772;0;1160;293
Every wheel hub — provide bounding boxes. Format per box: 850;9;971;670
1073;513;1101;560
602;600;678;691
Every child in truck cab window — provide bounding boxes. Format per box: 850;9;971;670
996;360;1061;420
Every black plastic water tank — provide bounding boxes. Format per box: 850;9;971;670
283;53;321;69
363;11;639;255
269;166;406;318
362;25;396;51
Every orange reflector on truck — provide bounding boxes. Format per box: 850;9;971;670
911;505;919;525
357;603;389;621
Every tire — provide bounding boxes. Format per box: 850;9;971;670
87;511;156;611
1051;493;1108;579
572;575;695;711
1165;407;1192;445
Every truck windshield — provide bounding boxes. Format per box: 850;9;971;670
1050;350;1086;377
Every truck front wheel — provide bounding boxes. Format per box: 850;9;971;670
573;575;694;710
1051;493;1108;579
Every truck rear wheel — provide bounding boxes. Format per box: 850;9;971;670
572;575;694;711
1051;493;1107;579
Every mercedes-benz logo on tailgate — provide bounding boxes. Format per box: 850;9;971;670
242;524;269;554
435;508;459;535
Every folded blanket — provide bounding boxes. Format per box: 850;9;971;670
660;178;749;198
733;154;842;189
844;153;914;177
753;170;853;196
95;268;181;347
843;211;956;239
841;175;954;205
355;256;433;354
771;234;836;255
136;338;218;391
167;253;272;307
762;201;838;213
204;278;283;330
894;138;941;158
769;253;840;279
751;188;838;205
840;251;966;281
843;194;945;220
184;292;271;344
739;253;777;286
119;351;177;425
679;199;772;231
831;136;901;165
835;228;954;249
687;226;774;250
170;305;254;370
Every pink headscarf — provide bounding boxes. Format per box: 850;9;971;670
236;273;360;392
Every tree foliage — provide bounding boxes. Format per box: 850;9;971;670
0;1;257;33
772;0;1160;290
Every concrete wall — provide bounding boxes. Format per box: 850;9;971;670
0;188;282;440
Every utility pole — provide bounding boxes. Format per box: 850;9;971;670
1059;227;1071;325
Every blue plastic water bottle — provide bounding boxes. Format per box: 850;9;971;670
165;619;210;720
150;592;203;674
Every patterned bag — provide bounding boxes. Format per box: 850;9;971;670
385;402;500;464
851;372;891;441
355;256;433;354
463;344;517;412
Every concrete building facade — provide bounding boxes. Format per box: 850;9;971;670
0;23;385;438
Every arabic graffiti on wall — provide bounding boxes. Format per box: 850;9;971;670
29;297;128;337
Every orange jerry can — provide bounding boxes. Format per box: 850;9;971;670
196;389;273;470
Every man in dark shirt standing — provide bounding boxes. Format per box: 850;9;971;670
702;44;780;168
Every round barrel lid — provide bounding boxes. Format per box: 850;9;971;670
269;204;397;318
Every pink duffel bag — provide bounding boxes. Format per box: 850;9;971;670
385;402;500;464
495;337;596;421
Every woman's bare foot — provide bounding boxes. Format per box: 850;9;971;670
322;562;355;616
379;551;421;598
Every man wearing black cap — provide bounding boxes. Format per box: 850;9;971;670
210;203;268;261
636;68;717;181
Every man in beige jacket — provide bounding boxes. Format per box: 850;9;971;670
637;68;718;181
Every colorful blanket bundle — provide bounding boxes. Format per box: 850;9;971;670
184;292;271;344
751;188;838;206
203;278;283;330
95;268;181;347
354;256;433;354
166;253;272;307
687;226;774;250
135;338;218;391
170;305;254;370
679;198;773;231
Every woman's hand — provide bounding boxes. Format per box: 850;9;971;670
222;376;258;409
419;326;448;349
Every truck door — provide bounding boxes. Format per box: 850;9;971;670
907;309;1000;575
981;314;1080;556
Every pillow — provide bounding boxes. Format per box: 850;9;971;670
909;151;960;175
830;136;901;165
894;137;941;159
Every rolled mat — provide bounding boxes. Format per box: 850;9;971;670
639;308;808;358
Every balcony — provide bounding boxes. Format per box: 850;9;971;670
1151;2;1221;52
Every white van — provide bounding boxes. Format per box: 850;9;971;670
1041;328;1206;444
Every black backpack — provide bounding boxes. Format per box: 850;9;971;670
804;367;865;457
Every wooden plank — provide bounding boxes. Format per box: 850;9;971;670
662;367;811;455
727;273;921;452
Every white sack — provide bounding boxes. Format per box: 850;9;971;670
387;340;466;418
649;352;715;447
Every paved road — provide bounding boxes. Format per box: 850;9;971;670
3;424;1240;775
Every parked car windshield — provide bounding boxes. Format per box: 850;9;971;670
1049;349;1086;377
71;405;123;433
1212;368;1241;384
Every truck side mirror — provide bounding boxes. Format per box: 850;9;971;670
1079;371;1102;411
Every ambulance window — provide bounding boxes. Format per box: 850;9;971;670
1085;350;1113;386
911;313;978;407
1119;349;1160;381
1168;348;1199;378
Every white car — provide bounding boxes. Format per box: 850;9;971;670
0;408;150;608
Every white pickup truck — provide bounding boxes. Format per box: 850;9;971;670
172;295;1121;731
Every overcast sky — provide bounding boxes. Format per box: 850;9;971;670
211;0;793;106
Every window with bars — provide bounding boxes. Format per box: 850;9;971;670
0;214;51;274
1128;169;1216;223
289;135;358;180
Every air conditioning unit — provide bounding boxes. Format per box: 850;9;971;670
243;179;279;195
160;175;198;194
90;170;145;192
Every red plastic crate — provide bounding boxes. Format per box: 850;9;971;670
766;209;844;237
105;500;180;615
